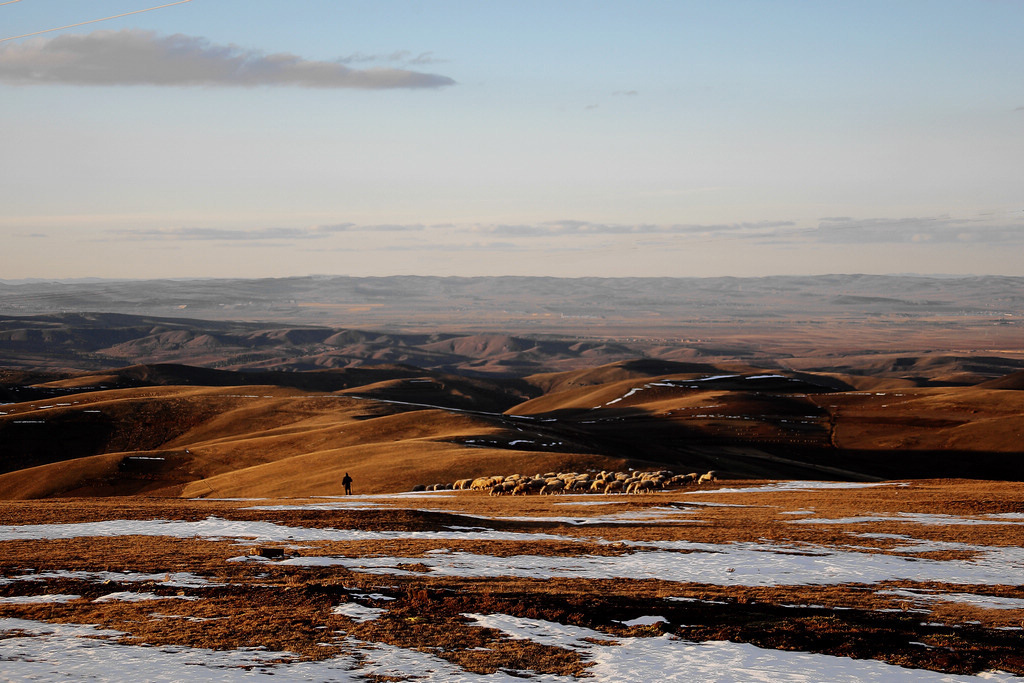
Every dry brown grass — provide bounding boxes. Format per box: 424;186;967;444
2;480;1023;676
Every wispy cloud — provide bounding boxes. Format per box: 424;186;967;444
338;50;446;66
326;241;522;253
325;227;425;235
0;30;456;89
105;215;1023;248
109;223;426;242
809;215;1024;245
468;220;794;237
113;227;325;241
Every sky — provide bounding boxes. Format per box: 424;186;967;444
1;0;1022;279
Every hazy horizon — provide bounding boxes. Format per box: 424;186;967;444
3;271;1021;286
3;1;1022;280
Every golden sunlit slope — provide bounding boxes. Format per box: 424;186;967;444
979;370;1024;390
0;453;129;499
508;370;841;416
0;377;623;499
2;359;1024;499
818;387;1024;452
521;359;749;395
180;439;624;499
503;368;1024;480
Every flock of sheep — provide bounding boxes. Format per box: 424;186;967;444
412;469;718;495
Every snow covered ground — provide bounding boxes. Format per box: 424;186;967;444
3;515;1022;588
268;536;1024;587
2;481;1023;680
1;614;1020;681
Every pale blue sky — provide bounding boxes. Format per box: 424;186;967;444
2;0;1022;278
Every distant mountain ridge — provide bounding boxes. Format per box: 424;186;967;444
1;273;1022;381
3;310;1024;384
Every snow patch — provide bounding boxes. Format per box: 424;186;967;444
463;613;1021;682
332;603;388;622
0;594;80;604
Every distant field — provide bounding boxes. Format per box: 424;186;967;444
2;273;1022;342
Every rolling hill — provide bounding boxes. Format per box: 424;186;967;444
1;359;1022;499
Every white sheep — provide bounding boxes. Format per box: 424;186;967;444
604;480;624;494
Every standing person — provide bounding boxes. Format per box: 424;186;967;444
342;472;353;495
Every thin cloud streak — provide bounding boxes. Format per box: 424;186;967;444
338;50;446;66
325;241;523;253
109;223;426;242
0;30;456;89
468;220;794;237
810;216;1024;245
113;227;326;241
104;215;1023;248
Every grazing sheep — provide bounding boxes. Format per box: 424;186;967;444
540;479;565;495
643;475;666;488
698;470;717;485
411;484;426;492
636;480;656;493
453;478;472;490
627;480;655;494
512;479;545;495
470;477;496;490
604;480;624;494
490;482;515;496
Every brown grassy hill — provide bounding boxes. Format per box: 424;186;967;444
30;363;534;413
522;359;743;395
800;373;920;392
0;452;134;499
818;387;1024;453
505;369;1024;481
0;378;625;498
179;437;624;498
0;385;248;474
978;370;1024;390
1;359;1023;499
794;354;1024;387
510;369;845;416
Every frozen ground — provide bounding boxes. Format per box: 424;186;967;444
2;480;1023;680
3;515;1022;588
2;615;1020;682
